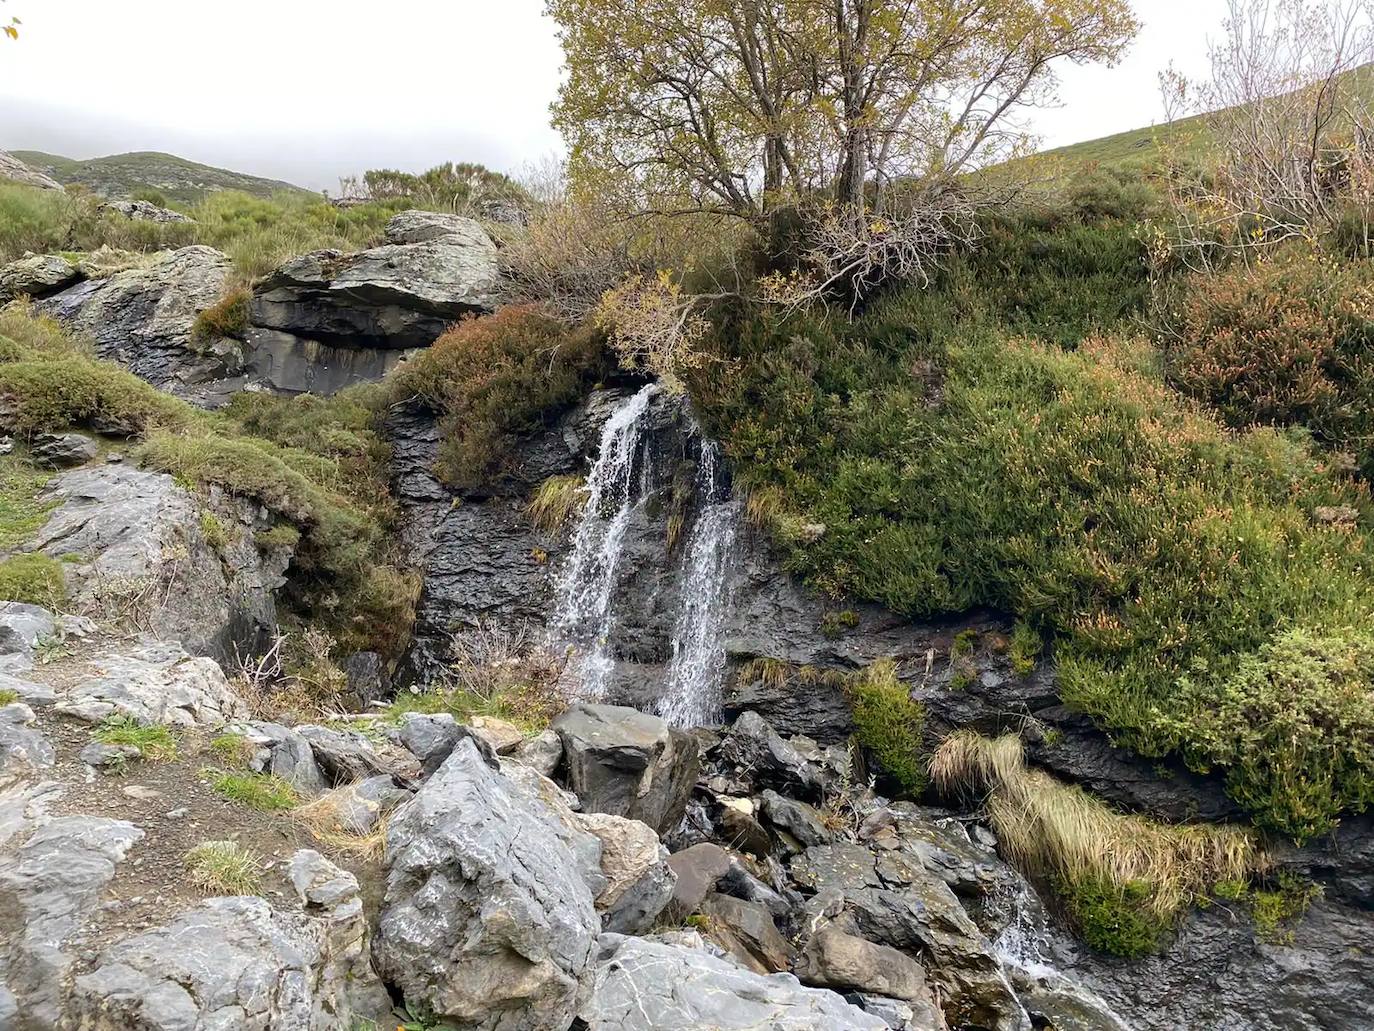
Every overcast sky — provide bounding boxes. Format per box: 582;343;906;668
0;0;1229;192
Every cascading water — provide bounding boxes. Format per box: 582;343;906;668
552;383;659;700
658;439;740;728
552;383;740;721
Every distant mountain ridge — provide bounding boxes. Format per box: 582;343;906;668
8;150;312;204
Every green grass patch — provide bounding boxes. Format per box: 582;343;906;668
202;767;298;812
184;839;263;895
94;717;178;762
0;554;66;608
208;732;256;768
0;687;18;706
846;658;926;796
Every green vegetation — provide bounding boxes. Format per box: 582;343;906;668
391;305;612;488
209;732;256;768
526;474;588;533
0;554;65;608
0;452;54;551
202;768;298;812
10;150;311;204
846;659;926;796
931;731;1264;957
695;199;1374;839
95;717;178;762
191;287;251;342
1009;621;1042;677
183;839;264;895
0;687;18;706
385;682;562;737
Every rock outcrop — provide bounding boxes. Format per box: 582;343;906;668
25;464;287;663
39;245;243;406
0;254;81;304
0;151;62;191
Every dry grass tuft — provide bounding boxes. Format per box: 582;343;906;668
184;840;263;895
931;729;1266;921
293;787;389;861
526;474;588;533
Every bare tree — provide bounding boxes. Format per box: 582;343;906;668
1159;0;1374;266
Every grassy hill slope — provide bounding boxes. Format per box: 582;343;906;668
9;150;312;205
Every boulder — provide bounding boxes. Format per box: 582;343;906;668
665;841;732;917
554;702;700;834
713;711;847;801
303;776;413;836
376;737;601;1029
0;815;143;1027
514;727;564;777
26;465;285;663
394;711;497;776
470;714;526;755
39;245;241;405
578;934;890;1030
29;431;98;468
100;199;195;224
0;254;80;304
56;642;247;727
573;811;677;935
296;723;392;784
796;925;933;1005
699;892;795;974
0;602;56;657
232;720;327;793
248;210;498;350
761;789;836;849
241;326;418;395
0;150;62;190
0;701;54;774
66;852;385;1030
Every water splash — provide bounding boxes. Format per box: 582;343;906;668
659;440;740;728
552;383;659;699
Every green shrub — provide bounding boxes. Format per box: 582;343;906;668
847;658;926;795
0;357;191;434
391;305;613;488
1009;621;1042;677
192;287;251;341
1167;248;1374;480
698;286;1374;839
1057;875;1172;958
0;554;66;607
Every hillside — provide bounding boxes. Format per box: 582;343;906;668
9;150;312;204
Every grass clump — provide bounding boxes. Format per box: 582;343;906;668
846;658;926;796
95;717;178;762
294;786;388;860
391;305;612;489
209;732;256;768
1009;621;1042;677
191;287;251;342
526;474;588;533
202;767;298;812
184;840;263;895
0;554;66;607
931;731;1265;956
0;687;18;706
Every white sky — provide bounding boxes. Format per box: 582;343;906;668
0;0;1230;192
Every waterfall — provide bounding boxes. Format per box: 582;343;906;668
552;383;659;700
658;440;740;728
552;384;740;723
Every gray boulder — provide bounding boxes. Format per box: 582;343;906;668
242;326;418;395
714;711;847;801
66;851;384;1030
665;841;732;917
0;815;143;1027
0;151;62;190
376;736;601;1029
39;245;240;405
554;702;699;834
0;602;55;656
248;210;498;351
56;642;246;727
699;891;796;974
578;934;890;1030
573;811;676;935
231;720;327;793
29;431;98;468
27;465;285;663
100;199;196;224
0;701;54;774
0;254;80;304
796;925;933;1006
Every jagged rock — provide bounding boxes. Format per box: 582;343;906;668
67;852;384;1030
393;711;500;776
248;211;498;351
0;603;55;656
716;800;775;857
100;199;195;224
883;804;1012;899
297;723;392;784
791;843;1029;1031
0;702;54;773
78;740;140;768
554;702;700;834
666;842;732;917
0;150;62;190
717;856;795;923
56;642;246;727
514;727;564;777
761;789;836;849
713;711;847;801
241;326;418;395
573;811;677;935
699;891;795;974
796;925;933;1006
39;245;242;405
26;466;285;663
578;934;890;1030
0;253;80;304
0;815;143;1027
232;720;327;793
340;649;387;707
851;993;947;1031
29;431;98;468
376;737;600;1029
